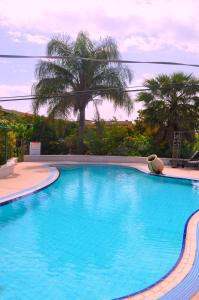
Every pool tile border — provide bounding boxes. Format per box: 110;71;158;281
54;163;199;299
113;164;199;300
0;166;59;206
159;224;199;300
114;210;199;300
0;162;198;299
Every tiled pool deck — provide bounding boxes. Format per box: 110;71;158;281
0;162;59;204
0;161;198;299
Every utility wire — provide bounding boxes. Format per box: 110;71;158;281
1;54;199;68
0;85;147;100
0;82;199;101
0;88;150;102
0;98;42;102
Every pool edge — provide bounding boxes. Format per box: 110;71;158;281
111;164;199;300
54;163;199;300
0;165;60;206
0;162;198;299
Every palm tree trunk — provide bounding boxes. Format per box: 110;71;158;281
78;106;86;154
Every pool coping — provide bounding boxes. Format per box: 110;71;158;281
114;164;199;299
0;165;59;206
53;163;199;300
0;162;198;299
114;210;199;300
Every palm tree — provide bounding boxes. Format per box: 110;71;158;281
32;32;133;153
136;72;199;155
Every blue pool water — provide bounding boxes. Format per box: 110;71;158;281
0;165;199;300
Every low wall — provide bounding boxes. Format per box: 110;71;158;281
24;155;171;165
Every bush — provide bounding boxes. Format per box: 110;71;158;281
0;129;16;164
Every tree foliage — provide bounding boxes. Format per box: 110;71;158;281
32;32;133;153
2;71;199;162
136;72;199;155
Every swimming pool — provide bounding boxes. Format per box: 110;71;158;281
0;165;198;300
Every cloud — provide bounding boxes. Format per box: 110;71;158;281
24;33;49;44
8;31;49;44
117;17;199;54
1;0;199;53
0;0;197;28
0;84;30;96
119;34;163;52
1;0;199;120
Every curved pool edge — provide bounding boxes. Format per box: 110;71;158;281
54;163;199;299
111;163;199;300
0;165;59;206
114;210;199;300
0;162;198;299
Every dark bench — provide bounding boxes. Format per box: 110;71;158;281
170;151;199;169
170;158;187;168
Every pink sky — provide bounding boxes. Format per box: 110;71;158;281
0;0;199;120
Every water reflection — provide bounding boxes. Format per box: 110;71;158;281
0;165;198;300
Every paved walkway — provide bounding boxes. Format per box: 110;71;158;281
160;224;199;300
131;163;199;181
192;291;199;299
0;162;59;203
48;161;199;180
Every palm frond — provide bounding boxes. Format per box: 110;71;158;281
47;36;72;57
47;95;74;119
32;32;133;120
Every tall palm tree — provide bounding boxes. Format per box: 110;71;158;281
136;72;199;154
32;32;133;153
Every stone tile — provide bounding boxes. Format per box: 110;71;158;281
191;291;199;299
0;162;58;202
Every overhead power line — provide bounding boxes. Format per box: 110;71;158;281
0;85;148;100
0;88;150;102
0;97;35;102
1;54;199;68
0;82;199;102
